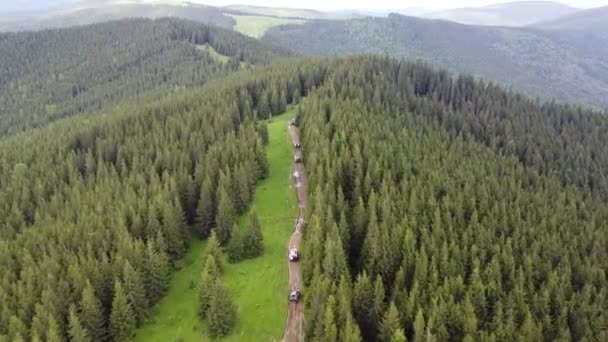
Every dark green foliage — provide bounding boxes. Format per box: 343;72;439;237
263;14;608;110
297;56;608;341
0;45;326;340
206;281;237;338
121;261;148;325
143;241;170;304
68;304;90;342
214;184;236;245
198;258;219;320
196;176;216;239
226;210;264;262
244;211;264;258
0;18;288;137
109;281;136;342
79;282;105;342
379;302;401;342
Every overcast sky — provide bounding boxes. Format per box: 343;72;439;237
196;0;607;10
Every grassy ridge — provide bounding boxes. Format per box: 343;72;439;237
134;107;297;341
229;14;305;38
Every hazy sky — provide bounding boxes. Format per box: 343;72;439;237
196;0;607;10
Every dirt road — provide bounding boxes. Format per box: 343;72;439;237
282;122;307;342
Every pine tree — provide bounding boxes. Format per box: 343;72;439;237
79;281;105;342
244;210;264;258
253;139;269;180
322;296;339;342
214;185;235;245
342;317;363;342
198;269;216;319
207;281;236;338
279;90;287;113
391;329;407;342
270;86;281;115
161;200;187;259
203;232;224;272
68;304;91;342
235;165;251;214
413;308;426;342
258;91;271;119
353;272;375;340
379;302;401;342
143;240;170;303
46;315;61;342
196;175;215;239
109;281;136;342
122;261;148;325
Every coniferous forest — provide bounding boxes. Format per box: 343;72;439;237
0;16;607;342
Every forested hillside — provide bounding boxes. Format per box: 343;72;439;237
423;1;579;27
1;13;608;342
535;6;608;34
263;14;608;110
296;56;607;341
0;3;236;32
0;18;287;137
0;55;329;340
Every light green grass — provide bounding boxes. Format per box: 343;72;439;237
229;14;305;38
196;44;231;64
134;107;298;341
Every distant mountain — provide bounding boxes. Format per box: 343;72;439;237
0;17;286;135
222;4;360;20
263;13;608;110
535;6;608;33
424;1;580;26
0;0;75;13
0;1;235;31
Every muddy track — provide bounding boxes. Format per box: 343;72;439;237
282;123;307;342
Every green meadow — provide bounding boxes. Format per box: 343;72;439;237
134;107;298;341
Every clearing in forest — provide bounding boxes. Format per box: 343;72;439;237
134;107;298;341
229;14;305;38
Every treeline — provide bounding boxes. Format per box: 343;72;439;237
0;59;329;341
262;14;608;111
0;18;288;137
297;56;607;341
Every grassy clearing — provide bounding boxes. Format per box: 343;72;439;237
134;107;298;341
229;14;305;38
196;44;231;64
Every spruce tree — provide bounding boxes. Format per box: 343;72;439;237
199;254;221;319
214;185;235;245
244;211;263;258
79;281;105;342
413;309;426;342
352;272;375;340
203;232;224;272
45;315;61;342
109;281;136;342
143;240;170;303
122;261;148;324
68;304;91;342
379;302;401;342
207;281;236;338
390;329;407;342
196;175;215;239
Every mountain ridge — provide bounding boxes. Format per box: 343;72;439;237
423;1;580;26
263;12;608;110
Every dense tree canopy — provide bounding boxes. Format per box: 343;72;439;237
0;18;288;137
1;15;607;340
297;56;608;341
0;49;328;340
